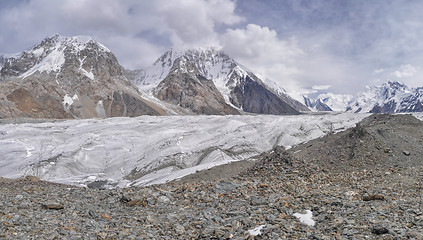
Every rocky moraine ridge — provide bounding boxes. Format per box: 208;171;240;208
0;114;422;239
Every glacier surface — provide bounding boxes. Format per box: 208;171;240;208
0;113;371;187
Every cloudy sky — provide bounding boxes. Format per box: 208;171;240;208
1;0;422;97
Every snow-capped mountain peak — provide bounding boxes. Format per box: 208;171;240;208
0;34;111;80
0;34;166;119
137;48;236;90
130;47;307;114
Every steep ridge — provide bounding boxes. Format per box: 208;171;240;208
0;35;166;119
130;48;306;115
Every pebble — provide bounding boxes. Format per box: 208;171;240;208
42;202;64;210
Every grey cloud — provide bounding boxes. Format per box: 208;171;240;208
0;0;242;69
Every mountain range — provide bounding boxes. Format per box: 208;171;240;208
304;81;423;113
1;34;422;119
0;35;308;119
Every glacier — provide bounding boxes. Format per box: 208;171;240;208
0;113;372;187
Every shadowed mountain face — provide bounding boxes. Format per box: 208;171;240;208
230;75;298;114
0;35;166;119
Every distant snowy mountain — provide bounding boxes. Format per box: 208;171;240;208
0;34;165;119
303;81;423;113
317;93;354;112
302;96;332;111
347;81;423;113
129;48;308;115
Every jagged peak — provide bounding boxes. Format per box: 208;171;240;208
156;47;232;64
0;34;114;79
382;80;408;90
32;34;110;55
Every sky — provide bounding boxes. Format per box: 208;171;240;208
0;0;422;98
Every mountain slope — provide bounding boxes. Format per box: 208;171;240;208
130;48;306;115
0;35;166;119
154;57;239;115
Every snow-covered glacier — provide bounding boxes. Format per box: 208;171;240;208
0;113;370;187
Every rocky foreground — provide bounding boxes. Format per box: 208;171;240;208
0;114;422;239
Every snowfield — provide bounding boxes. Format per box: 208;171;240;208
0;113;371;187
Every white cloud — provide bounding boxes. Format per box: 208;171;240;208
157;0;243;48
372;69;385;75
221;24;304;91
312;85;331;90
103;36;165;70
391;64;417;78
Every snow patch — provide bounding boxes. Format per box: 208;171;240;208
63;94;79;110
293;210;315;226
78;57;94;80
95;100;107;118
81;68;94;80
248;225;265;236
31;47;45;57
20;48;65;79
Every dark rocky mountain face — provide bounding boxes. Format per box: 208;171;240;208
230;75;299;114
0;35;166;119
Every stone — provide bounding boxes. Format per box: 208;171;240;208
25;176;40;182
88;209;96;218
362;194;385;201
42;202;64;210
127;198;147;207
213;182;237;194
402;150;410;156
101;213;111;220
372;223;389;235
157;196;170;204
